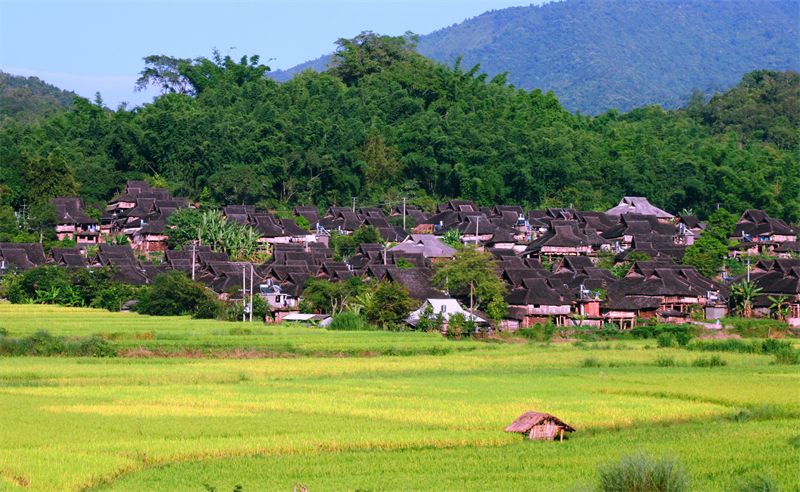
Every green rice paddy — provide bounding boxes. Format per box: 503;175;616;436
0;304;797;491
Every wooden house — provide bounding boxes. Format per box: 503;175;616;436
505;411;575;441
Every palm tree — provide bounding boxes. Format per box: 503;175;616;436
729;280;763;318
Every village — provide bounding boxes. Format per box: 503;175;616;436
0;179;796;332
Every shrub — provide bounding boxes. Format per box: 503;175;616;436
136;271;219;317
518;322;556;342
328;312;372;331
656;333;676;348
597;453;688;492
364;281;416;330
0;327;7;336
689;339;792;356
735;475;779;492
726;317;788;338
68;336;117;357
4;266;72;304
655;355;676;367
692;355;727;367
18;331;66;356
773;347;800;365
581;357;603;368
91;283;137;312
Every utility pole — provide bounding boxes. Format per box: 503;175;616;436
351;196;356;212
402;197;406;232
191;240;197;281
469;281;474;318
383;244;387;265
242;264;247;322
249;263;254;322
746;255;751;283
475;215;480;245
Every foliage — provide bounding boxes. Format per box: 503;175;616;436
444;312;476;339
734;475;780;492
441;229;462;249
413;302;444;333
328;312;373;331
597;453;688;492
2;40;798;222
3;265;135;311
683;208;737;278
135;271;219;318
432;247;507;321
631;324;695;346
0;330;116;357
729;280;763;318
517;322;556;342
364;281;417;330
656;333;677;348
767;295;790;322
692;355;727;368
0;72;77;126
90;282;137;311
352;225;382;245
167;208;265;262
299;277;367;316
328;231;357;260
219;296;270;322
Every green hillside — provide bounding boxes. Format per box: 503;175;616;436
0;72;77;126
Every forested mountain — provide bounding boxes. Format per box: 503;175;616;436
0;39;797;227
272;0;799;114
0;72;77;126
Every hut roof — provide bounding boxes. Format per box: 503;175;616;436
504;411;575;433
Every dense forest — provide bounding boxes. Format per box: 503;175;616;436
0;35;798;225
0;72;77;126
272;0;799;114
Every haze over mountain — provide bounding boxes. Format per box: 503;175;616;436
271;0;799;114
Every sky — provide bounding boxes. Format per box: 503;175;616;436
0;0;543;107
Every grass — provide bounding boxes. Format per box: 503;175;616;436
0;304;482;356
0;305;798;491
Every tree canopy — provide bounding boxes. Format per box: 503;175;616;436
1;38;797;224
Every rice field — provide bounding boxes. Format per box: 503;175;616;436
0;304;798;491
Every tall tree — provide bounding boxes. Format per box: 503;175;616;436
432;247;507;322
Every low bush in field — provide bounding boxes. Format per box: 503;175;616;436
597;453;688;492
517;322;556;342
692;355;727;367
632;324;695;346
655;355;676;367
735;474;779;492
328;312;373;331
725;317;788;338
773;347;800;365
0;330;116;357
688;339;797;364
581;357;603;368
656;333;677;348
68;335;118;357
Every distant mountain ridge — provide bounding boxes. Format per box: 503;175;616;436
270;0;799;113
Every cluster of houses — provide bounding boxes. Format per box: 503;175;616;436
1;182;798;329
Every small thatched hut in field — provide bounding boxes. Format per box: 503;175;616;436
505;411;575;441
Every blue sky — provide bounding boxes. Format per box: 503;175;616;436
0;0;543;107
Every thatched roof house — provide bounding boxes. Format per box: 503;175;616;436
505;411;575;441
